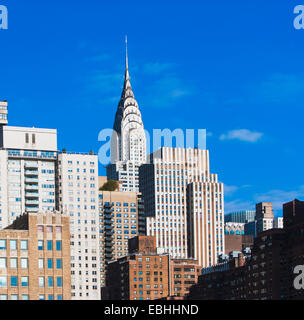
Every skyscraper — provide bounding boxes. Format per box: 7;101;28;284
0;125;57;228
98;188;144;288
107;37;146;192
139;147;225;267
56;152;101;300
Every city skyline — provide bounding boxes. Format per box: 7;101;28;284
1;1;303;217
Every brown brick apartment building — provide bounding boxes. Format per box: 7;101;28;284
187;199;304;300
0;211;71;300
105;236;202;300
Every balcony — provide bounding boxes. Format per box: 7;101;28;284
25;207;39;212
24;170;38;176
25;192;39;198
24;162;38;169
25;177;39;183
104;220;113;226
25;185;39;190
25;200;39;205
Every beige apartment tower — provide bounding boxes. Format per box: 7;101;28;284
57;152;100;300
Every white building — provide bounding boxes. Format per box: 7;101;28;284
0;125;57;228
139;147;225;267
273;216;283;229
57;152;100;300
107;38;146;192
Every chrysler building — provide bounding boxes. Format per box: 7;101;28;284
107;37;147;192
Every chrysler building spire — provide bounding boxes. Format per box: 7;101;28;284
110;37;147;165
125;35;128;71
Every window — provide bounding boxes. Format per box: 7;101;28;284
39;295;45;300
0;240;6;249
38;277;44;287
56;259;62;269
47;241;52;251
21;277;28;287
10;276;17;287
48;277;53;287
46;226;52;233
56;226;62;233
20;240;28;250
38;259;44;269
0;276;7;287
37;226;44;232
38;240;43;250
56;241;62;251
47;258;53;269
10;258;17;269
0;258;6;268
10;240;17;250
0;295;7;300
11;295;18;300
57;277;62;287
57;295;63;300
21;258;28;269
21;295;29;300
48;295;54;300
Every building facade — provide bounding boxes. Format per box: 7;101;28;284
187;181;225;267
224;210;255;223
224;222;245;235
0;211;71;300
106;236;202;300
56;152;100;300
98;189;144;288
255;202;274;235
0;125;57;228
106;236;170;300
0;101;8;125
224;234;253;254
187;199;304;300
139;147;224;266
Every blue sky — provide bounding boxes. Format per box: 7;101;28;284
1;0;304;215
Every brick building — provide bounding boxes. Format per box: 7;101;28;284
187;199;304;300
105;236;202;300
0;211;71;300
106;236;170;300
224;234;254;254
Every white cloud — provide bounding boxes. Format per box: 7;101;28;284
143;62;175;75
144;75;193;108
224;185;239;196
220;129;263;143
224;199;255;213
254;186;304;212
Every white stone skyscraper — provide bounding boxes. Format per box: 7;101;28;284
107;37;146;192
139;147;225;268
